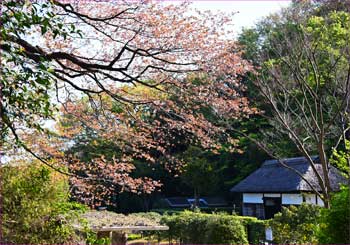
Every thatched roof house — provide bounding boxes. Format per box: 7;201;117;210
230;156;347;219
231;156;346;193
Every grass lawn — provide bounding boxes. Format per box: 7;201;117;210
128;238;173;245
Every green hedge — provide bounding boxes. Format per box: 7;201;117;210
246;219;266;244
151;207;235;214
318;187;350;244
269;203;321;244
160;211;266;244
235;216;266;244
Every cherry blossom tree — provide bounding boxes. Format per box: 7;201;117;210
1;0;254;206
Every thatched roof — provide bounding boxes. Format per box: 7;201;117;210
230;156;347;193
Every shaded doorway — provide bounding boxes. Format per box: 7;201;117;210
263;197;281;219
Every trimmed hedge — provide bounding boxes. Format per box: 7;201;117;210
160;211;266;244
246;219;266;244
151;207;235;214
236;216;266;244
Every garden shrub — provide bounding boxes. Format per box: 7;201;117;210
205;214;248;244
161;211;249;244
227;216;266;244
151;206;235;214
85;230;111;245
246;219;266;244
318;186;350;244
270;203;321;244
1;162;87;244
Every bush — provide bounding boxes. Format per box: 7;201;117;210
161;211;250;244
1;162;87;244
227;216;265;244
270;203;321;244
151;207;235;214
318;186;350;244
246;219;266;244
205;215;249;244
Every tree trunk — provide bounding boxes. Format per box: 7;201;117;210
318;142;331;208
193;188;199;209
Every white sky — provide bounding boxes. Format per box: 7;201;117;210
188;1;291;35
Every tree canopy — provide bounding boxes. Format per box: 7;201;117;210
1;0;254;207
236;0;350;207
2;0;349;213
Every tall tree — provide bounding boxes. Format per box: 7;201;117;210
1;0;254;206
1;0;251;145
236;2;350;207
56;75;252;207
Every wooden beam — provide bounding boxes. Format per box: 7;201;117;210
92;225;169;232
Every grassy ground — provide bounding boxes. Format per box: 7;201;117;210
127;235;175;245
127;238;171;245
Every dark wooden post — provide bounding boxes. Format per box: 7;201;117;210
111;232;128;245
97;230;128;245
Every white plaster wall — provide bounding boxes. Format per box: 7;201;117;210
282;193;303;205
317;196;325;207
304;194;317;204
242;192;325;207
264;193;281;197
243;193;263;203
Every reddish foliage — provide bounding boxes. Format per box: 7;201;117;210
10;0;255;207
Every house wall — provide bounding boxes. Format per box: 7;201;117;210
264;193;281;198
317;195;325;207
243;193;263;203
242;192;325;220
243;193;323;206
302;193;325;206
281;193;303;205
304;193;317;204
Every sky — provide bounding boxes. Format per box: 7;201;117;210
188;1;291;35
